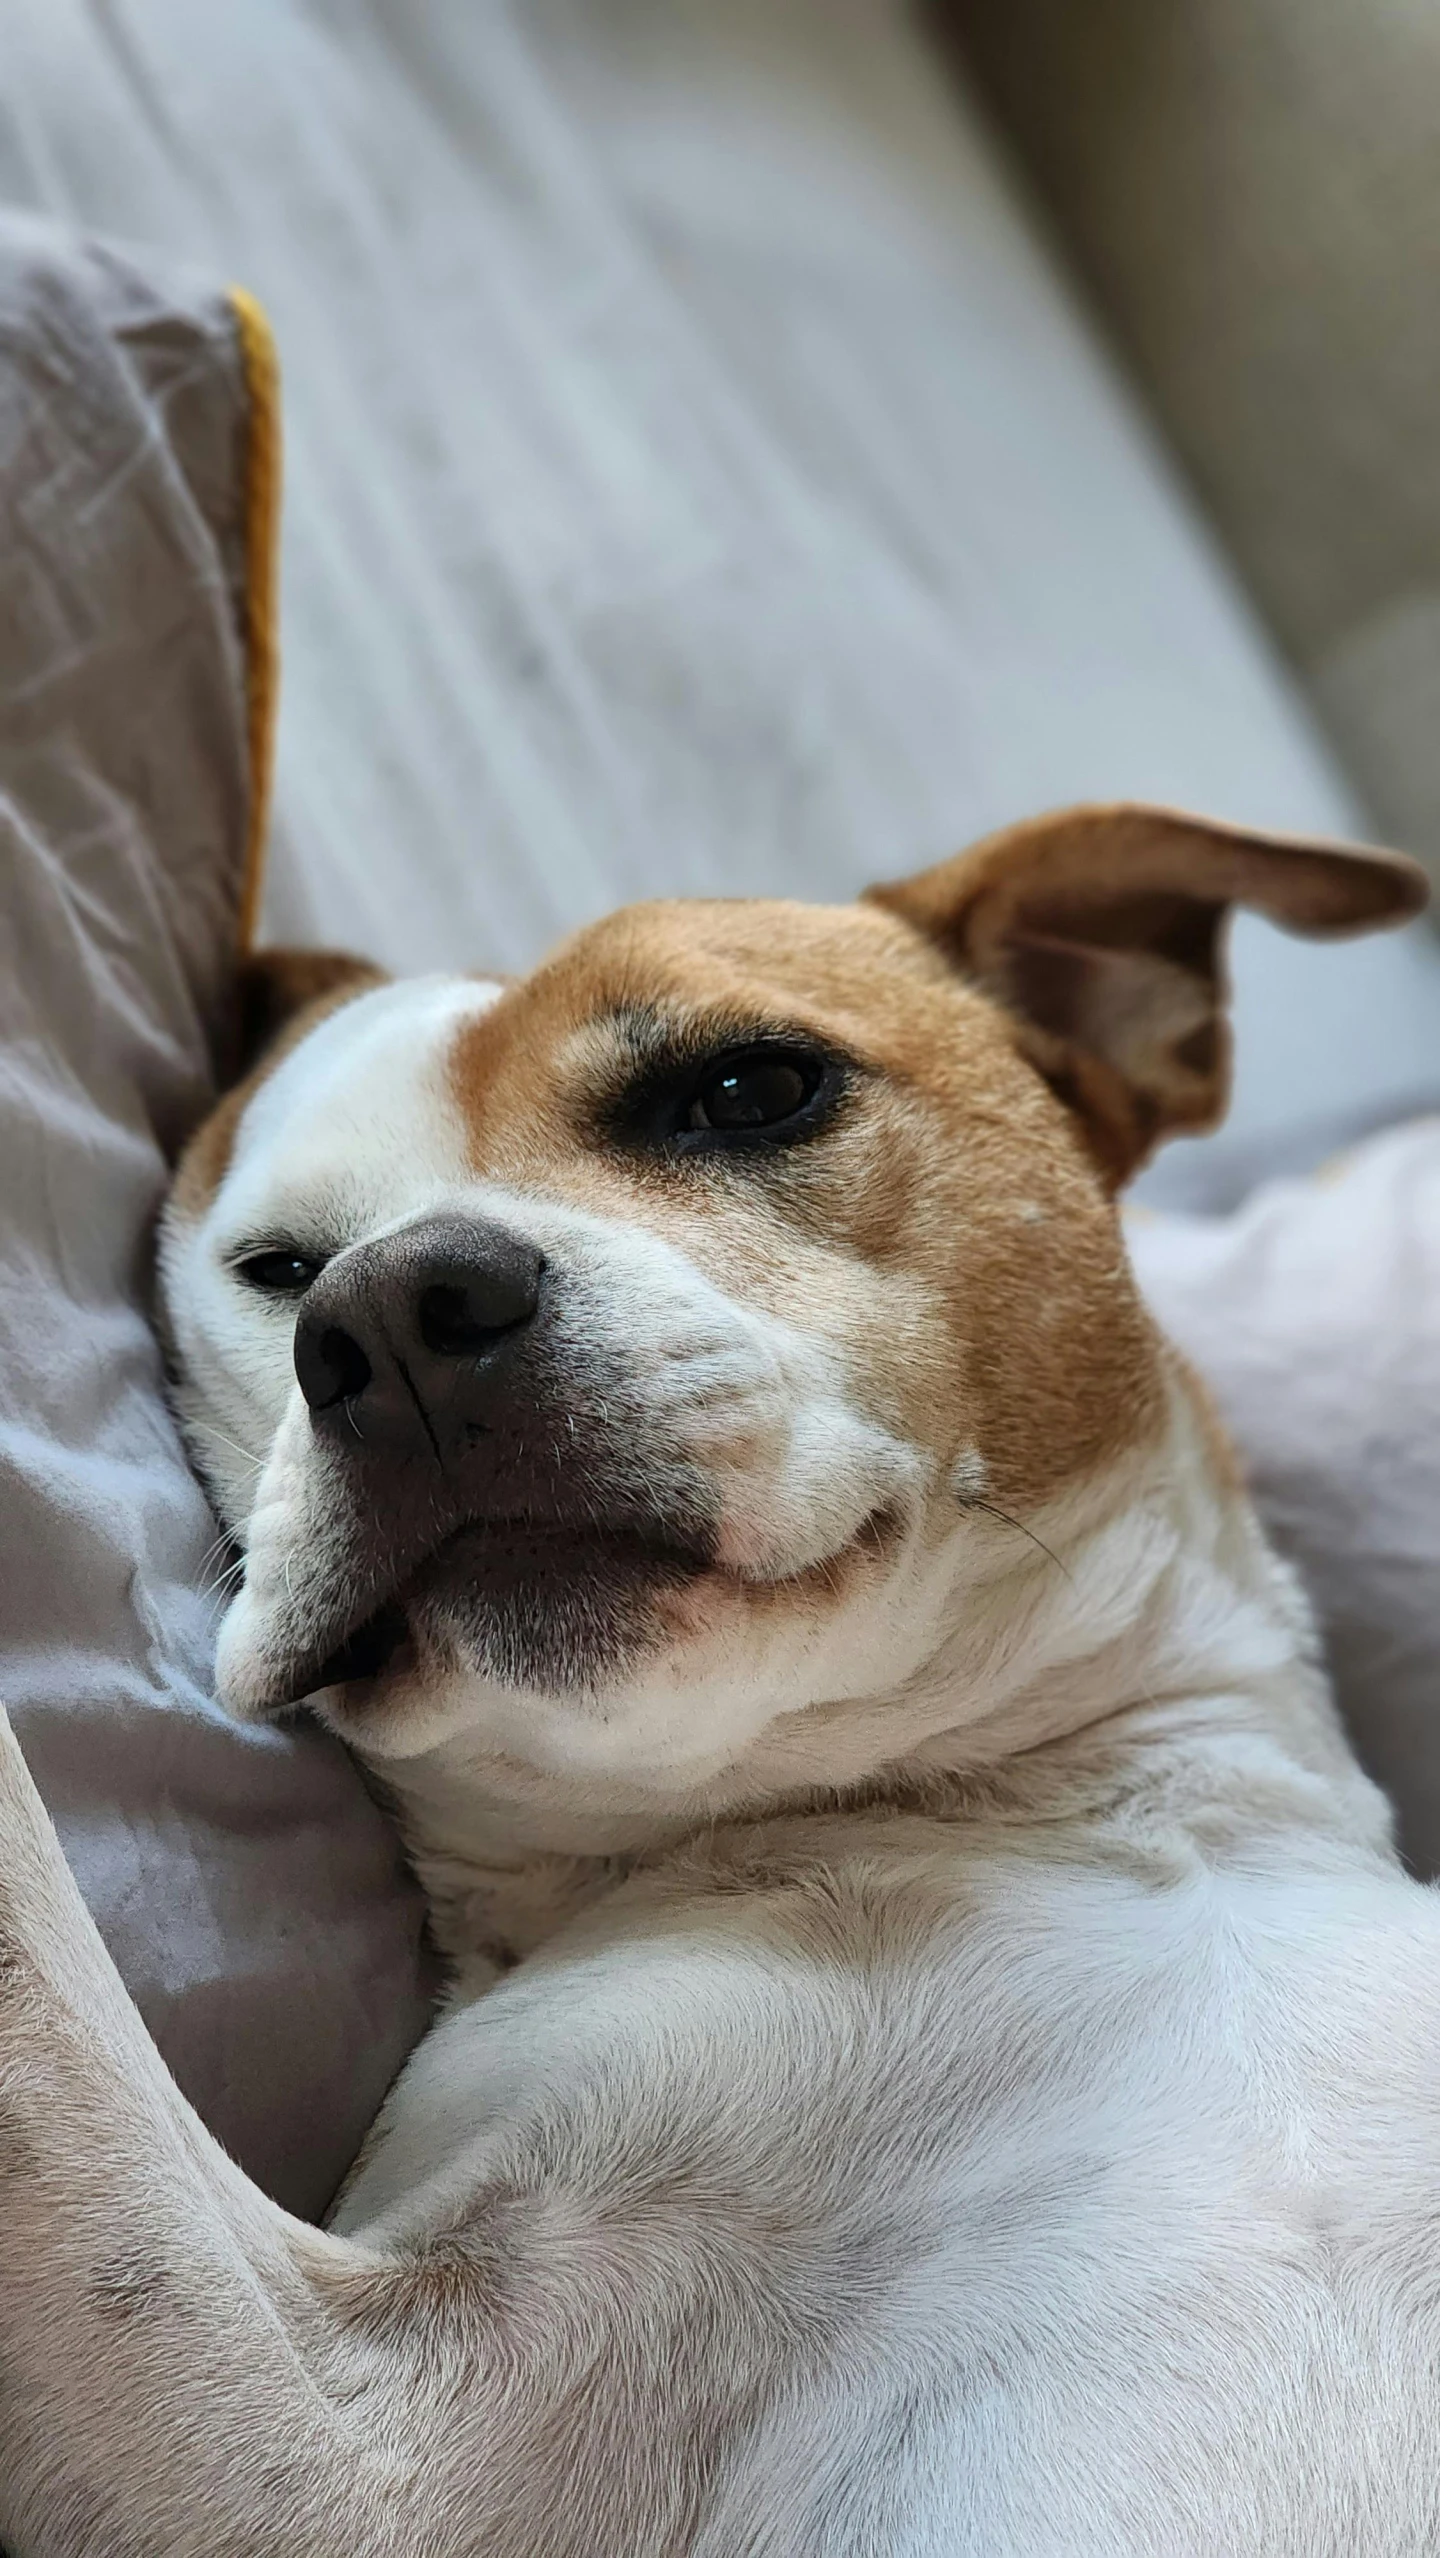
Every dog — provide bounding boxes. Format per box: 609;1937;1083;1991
1;802;1437;2557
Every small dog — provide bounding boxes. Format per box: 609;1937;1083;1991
1;804;1436;2557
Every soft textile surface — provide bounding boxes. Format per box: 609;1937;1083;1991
954;0;1440;886
0;216;431;2219
1131;1123;1440;1879
6;0;1440;1208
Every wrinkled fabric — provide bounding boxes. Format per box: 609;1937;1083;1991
5;0;1440;1210
1131;1121;1440;1878
0;217;432;2220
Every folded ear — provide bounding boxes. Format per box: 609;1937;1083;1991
232;947;388;1081
865;802;1427;1184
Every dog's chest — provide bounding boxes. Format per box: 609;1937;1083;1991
340;1824;1440;2549
349;1823;1440;2240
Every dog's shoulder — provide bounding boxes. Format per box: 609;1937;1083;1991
344;1766;1440;2234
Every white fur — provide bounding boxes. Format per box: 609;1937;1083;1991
162;977;506;1528
2;971;1438;2556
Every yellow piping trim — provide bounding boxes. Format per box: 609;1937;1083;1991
227;286;282;953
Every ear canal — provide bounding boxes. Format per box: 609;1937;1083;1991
233;947;388;1080
866;802;1428;1186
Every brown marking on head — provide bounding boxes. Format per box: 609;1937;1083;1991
866;802;1425;1185
172;947;387;1222
442;895;1161;1512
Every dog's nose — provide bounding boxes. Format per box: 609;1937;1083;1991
294;1215;543;1454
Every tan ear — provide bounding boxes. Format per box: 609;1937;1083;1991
232;947;388;1080
865;802;1427;1184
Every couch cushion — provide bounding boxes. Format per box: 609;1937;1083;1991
1130;1122;1440;1877
0;215;432;2219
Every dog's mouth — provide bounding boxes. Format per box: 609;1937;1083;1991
266;1513;715;1713
249;1496;907;1718
309;1597;415;1695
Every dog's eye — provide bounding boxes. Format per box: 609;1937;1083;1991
685;1048;825;1136
603;1028;849;1156
236;1249;323;1297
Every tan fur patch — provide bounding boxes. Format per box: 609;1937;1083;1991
445;896;1166;1512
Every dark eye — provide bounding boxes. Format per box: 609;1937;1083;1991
685;1047;825;1136
236;1249;323;1297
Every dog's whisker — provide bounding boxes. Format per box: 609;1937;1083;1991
189;1419;265;1474
958;1495;1074;1586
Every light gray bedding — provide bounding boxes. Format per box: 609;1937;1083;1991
0;218;431;2219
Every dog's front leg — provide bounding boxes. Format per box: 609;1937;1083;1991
0;1706;442;2558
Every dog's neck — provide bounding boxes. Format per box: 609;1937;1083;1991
371;1364;1387;1972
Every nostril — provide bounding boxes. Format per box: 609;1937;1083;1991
418;1284;493;1358
295;1320;373;1412
418;1263;540;1358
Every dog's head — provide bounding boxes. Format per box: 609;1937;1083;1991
160;806;1422;1810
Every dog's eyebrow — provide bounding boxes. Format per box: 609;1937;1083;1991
582;1001;847;1074
562;1002;762;1115
584;1000;685;1068
591;1001;737;1074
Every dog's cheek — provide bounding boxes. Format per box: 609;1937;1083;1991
631;1234;949;1582
605;1283;931;1582
162;1226;303;1538
703;1346;929;1579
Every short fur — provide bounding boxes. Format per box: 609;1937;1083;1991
0;803;1435;2557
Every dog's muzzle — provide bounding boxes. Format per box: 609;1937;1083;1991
243;1212;717;1710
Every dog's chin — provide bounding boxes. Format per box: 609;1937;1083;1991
217;1496;910;1736
223;1517;715;1724
389;1518;713;1699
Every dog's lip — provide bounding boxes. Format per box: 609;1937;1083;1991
256;1504;903;1715
263;1511;713;1712
308;1597;415;1697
